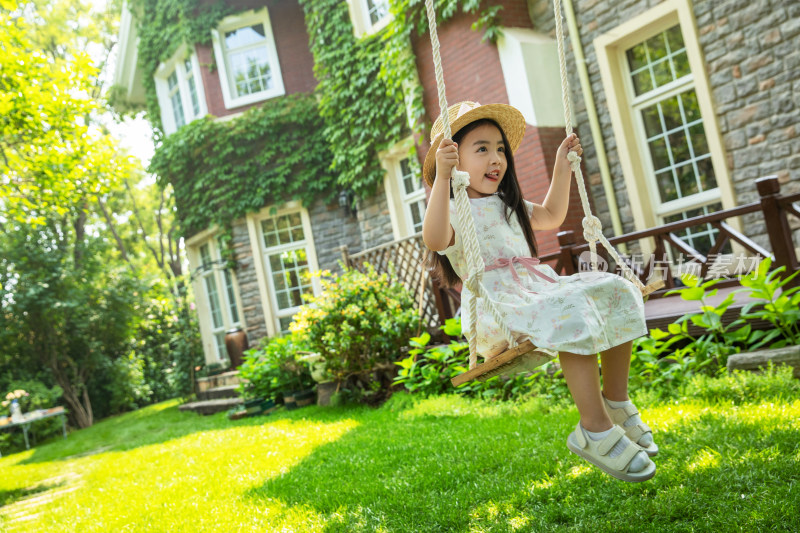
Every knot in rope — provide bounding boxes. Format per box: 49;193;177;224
567;150;581;171
451;169;471;191
582;215;603;243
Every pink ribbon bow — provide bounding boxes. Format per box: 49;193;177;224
485;256;556;293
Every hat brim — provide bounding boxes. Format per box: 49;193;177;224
423;103;527;187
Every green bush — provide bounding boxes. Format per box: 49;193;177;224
237;334;315;403
393;318;569;402
629;258;800;390
290;264;419;404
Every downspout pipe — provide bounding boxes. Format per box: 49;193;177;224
562;0;624;238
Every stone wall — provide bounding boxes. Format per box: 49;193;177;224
356;188;395;250
307;197;363;273
527;0;800;250
230;217;268;346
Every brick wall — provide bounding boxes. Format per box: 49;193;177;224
412;2;587;256
528;0;800;250
196;0;316;118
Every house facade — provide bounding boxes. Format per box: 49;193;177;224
114;0;799;366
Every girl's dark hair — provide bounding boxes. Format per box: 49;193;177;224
426;118;538;287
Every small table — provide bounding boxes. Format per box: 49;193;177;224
0;406;67;457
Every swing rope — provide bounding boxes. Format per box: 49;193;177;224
552;0;647;290
424;0;517;369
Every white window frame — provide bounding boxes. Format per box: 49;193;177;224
154;45;208;135
594;0;737;235
246;203;321;337
211;8;286;110
186;230;245;365
381;138;426;240
346;0;391;38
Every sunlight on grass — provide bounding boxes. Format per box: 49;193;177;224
0;406;359;532
687;447;721;473
1;380;799;532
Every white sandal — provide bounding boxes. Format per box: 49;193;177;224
566;424;655;483
603;396;659;457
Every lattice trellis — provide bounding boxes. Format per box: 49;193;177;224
342;233;447;329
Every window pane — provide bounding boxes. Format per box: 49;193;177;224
668;130;691;165
663;202;729;257
223;269;239;324
230;48;272;97
215;333;227;361
627;25;688;96
410;200;425;233
648;137;671;170
656;170;678;202
204;274;224;329
675;163;698;197
366;0;389;25
696;156;718;191
225;24;266;50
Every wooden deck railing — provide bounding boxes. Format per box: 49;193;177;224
344;175;800;326
538;175;800;297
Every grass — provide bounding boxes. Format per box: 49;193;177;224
1;370;799;532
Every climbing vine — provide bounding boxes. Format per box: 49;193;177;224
125;0;503;239
127;0;232;133
148;93;336;239
301;0;504;197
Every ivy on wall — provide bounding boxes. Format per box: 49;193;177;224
148;93;336;238
128;0;232;133
127;0;503;239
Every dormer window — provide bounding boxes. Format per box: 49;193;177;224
348;0;391;37
154;48;207;135
211;9;285;109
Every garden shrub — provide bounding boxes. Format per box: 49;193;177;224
629;259;800;391
394;318;570;402
291;264;419;405
237;334;315;403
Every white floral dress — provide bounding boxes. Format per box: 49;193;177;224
438;194;647;358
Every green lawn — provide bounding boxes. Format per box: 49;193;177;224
1;375;799;532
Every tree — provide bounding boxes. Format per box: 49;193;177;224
0;0;201;428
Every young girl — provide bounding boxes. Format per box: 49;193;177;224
422;101;658;483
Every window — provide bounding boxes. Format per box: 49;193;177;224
398;157;426;234
211;9;285;109
626;26;722;254
348;0;391;37
259;211;315;333
154;49;207;135
364;0;389;26
595;0;736;249
196;239;243;362
381;140;425;239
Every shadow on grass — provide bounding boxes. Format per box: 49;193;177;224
241;399;800;532
0;480;66;508
12;399;357;466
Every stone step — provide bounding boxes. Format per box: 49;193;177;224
197;385;240;401
196;370;243;392
179;397;243;416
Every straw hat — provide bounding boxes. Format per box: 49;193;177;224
422;101;527;187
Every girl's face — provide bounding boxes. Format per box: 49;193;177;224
457;123;508;198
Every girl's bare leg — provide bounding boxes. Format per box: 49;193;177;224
558;351;613;432
599;340;633;402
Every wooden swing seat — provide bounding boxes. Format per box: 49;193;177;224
450;279;666;386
